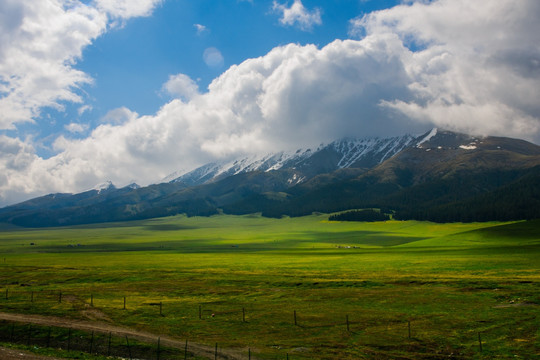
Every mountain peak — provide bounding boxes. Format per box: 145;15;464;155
416;128;438;147
91;180;116;193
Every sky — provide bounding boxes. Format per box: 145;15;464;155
0;0;539;206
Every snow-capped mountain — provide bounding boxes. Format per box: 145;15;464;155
2;128;539;227
166;134;416;187
90;180;116;193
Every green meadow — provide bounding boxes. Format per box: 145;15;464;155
0;214;538;359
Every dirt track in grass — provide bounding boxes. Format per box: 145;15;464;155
0;312;251;359
0;346;62;360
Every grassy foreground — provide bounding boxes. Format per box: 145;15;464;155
0;214;538;359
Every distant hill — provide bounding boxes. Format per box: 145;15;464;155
1;129;539;227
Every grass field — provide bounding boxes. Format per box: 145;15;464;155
0;214;539;359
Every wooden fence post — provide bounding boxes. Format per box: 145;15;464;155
214;343;218;360
26;324;32;345
408;320;411;339
46;327;51;348
346;315;350;332
126;335;133;360
294;310;297;326
184;339;188;360
89;331;94;353
243;307;246;322
478;332;483;352
107;332;112;356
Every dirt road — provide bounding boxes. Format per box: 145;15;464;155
0;346;62;360
0;312;251;359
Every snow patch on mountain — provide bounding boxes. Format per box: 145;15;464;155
416;128;438;147
90;180;116;193
332;135;415;168
165;134;418;187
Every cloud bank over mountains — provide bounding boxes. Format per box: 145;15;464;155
0;0;539;206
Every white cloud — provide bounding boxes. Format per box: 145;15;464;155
162;74;200;102
65;122;89;134
0;0;107;129
194;23;208;36
77;104;93;116
203;47;225;68
273;0;322;31
93;0;163;20
101;107;138;125
350;0;540;137
0;0;162;131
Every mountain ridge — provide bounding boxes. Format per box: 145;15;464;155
166;134;416;187
1;129;539;227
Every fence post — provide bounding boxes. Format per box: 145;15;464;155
243;307;246;322
126;335;133;360
46;327;51;348
199;305;202;319
478;332;483;352
408;320;411;339
184;339;188;360
89;331;94;354
248;347;251;360
294;310;297;326
108;332;112;356
90;294;93;307
215;343;218;360
26;324;32;345
346;315;350;332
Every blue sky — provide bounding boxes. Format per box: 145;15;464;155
0;0;539;206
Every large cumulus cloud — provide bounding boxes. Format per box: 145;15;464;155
351;0;540;137
1;0;539;206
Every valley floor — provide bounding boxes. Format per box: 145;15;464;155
0;215;538;359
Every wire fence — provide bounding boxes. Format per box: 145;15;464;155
0;287;498;359
0;320;193;359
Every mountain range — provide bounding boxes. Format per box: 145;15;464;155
1;128;539;227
